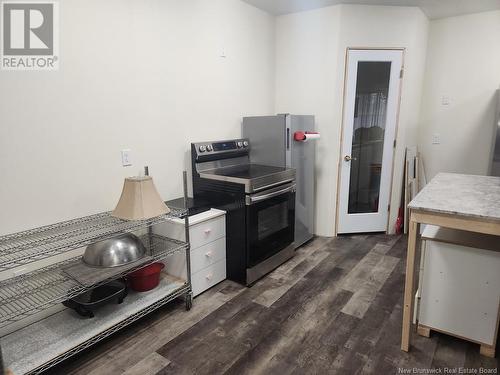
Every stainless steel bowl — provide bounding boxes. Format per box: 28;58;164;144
82;234;146;268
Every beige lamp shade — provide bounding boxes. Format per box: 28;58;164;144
112;176;170;220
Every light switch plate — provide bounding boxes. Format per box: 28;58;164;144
121;149;132;166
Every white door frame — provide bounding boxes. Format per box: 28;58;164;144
335;48;405;235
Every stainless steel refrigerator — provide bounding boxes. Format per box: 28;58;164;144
243;114;317;248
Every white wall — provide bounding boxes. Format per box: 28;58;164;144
276;4;428;236
275;6;342;237
3;1;496;239
418;11;500;180
0;0;275;235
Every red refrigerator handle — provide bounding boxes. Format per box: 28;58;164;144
293;131;320;142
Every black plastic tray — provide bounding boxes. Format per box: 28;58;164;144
63;279;128;318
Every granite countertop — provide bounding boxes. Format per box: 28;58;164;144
408;173;500;222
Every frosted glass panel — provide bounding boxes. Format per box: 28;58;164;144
348;61;391;214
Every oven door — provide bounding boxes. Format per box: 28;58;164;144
246;182;296;267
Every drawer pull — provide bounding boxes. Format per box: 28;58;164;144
206;274;213;280
204;229;211;235
205;251;213;258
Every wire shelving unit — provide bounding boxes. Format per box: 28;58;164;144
0;234;188;327
0;172;193;375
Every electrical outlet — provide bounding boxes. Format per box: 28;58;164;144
121;149;132;166
432;134;441;145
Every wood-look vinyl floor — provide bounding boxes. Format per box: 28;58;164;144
51;234;499;375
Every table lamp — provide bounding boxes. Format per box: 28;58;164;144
112;176;170;220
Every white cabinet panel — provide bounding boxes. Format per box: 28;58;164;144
189;217;225;250
162;252;187;280
153;209;225;248
190;238;225;274
191;259;226;297
419;226;500;345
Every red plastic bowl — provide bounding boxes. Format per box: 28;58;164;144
128;262;165;292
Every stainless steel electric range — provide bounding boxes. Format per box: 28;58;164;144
191;138;296;285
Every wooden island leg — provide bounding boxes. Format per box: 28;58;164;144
401;215;419;352
417;325;431;338
480;344;496;358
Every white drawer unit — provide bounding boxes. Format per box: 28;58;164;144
418;225;500;357
154;208;226;297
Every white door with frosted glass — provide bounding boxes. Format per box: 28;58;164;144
337;49;403;234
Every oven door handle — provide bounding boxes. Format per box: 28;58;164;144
247;184;296;205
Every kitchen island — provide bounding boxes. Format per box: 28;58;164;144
401;173;500;355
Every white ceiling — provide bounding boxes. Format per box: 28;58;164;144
241;0;500;19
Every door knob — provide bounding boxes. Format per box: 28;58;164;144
344;155;357;162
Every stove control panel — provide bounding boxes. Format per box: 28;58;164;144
194;139;249;155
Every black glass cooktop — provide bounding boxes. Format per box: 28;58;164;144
165;197;211;216
206;164;288;180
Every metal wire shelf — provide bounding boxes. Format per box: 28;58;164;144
26;284;190;375
0;234;188;327
0;208;187;271
2;275;190;375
